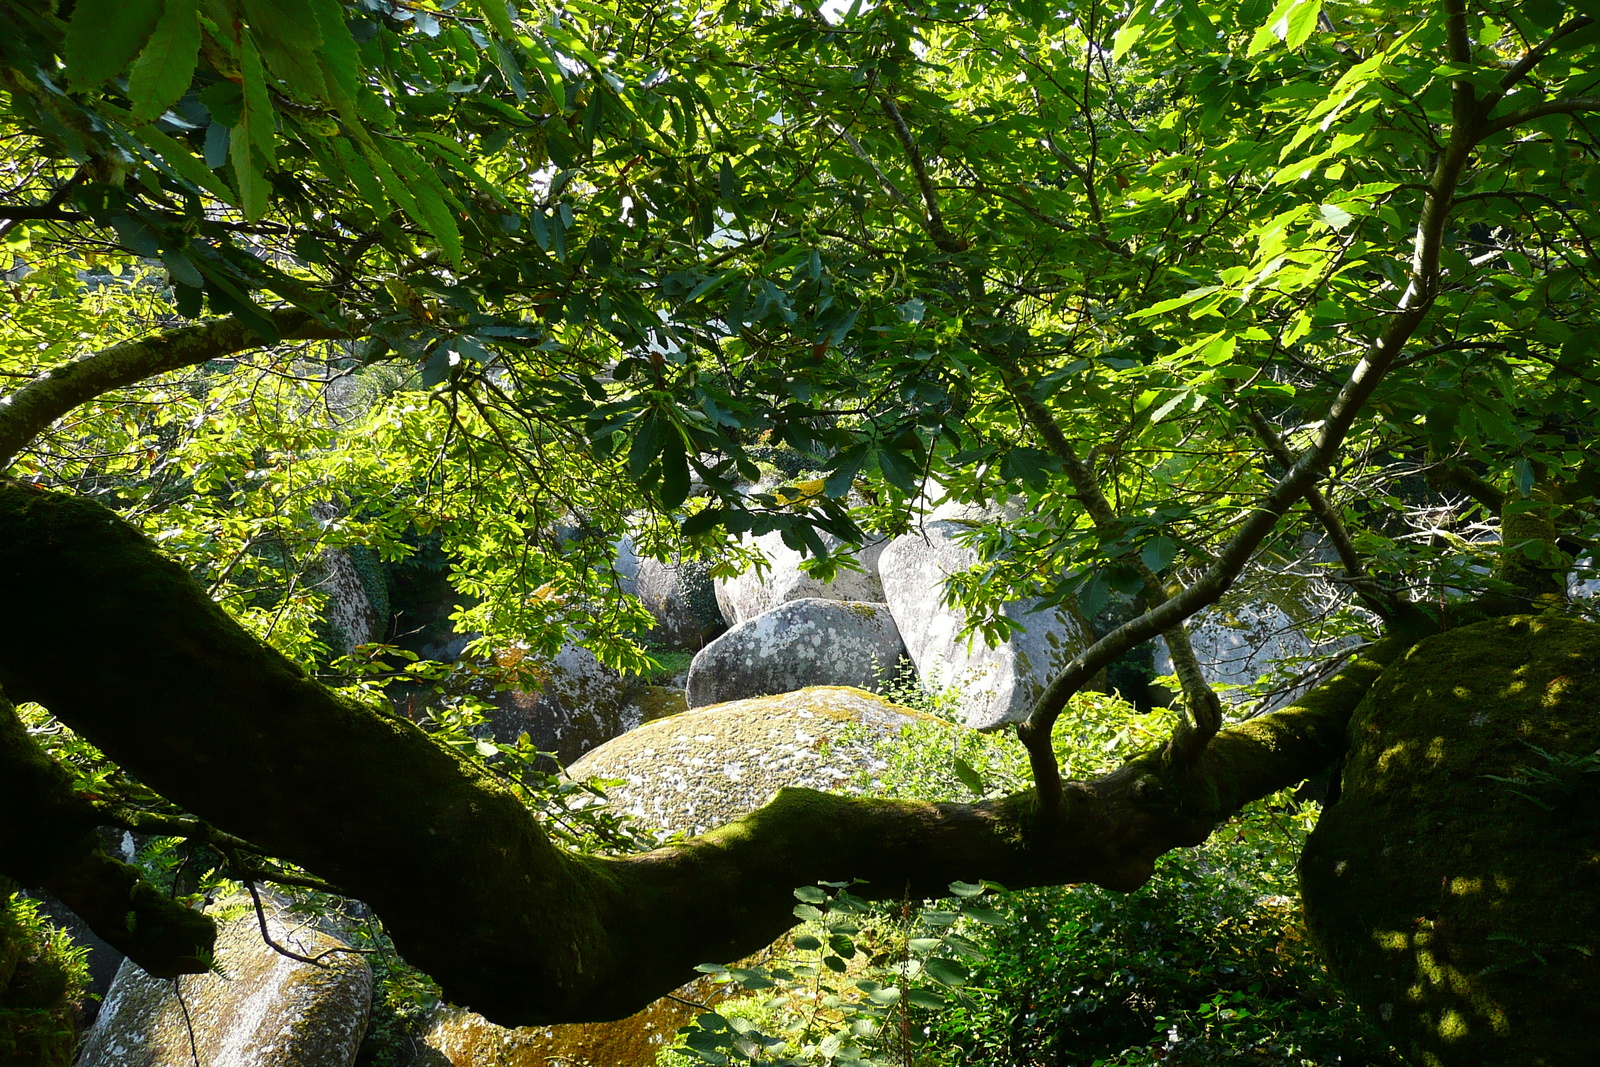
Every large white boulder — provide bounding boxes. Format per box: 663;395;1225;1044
713;529;887;626
685;598;906;709
878;521;1093;730
77;895;371;1067
1153;568;1360;710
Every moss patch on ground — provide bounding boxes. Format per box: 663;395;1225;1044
1300;615;1600;1067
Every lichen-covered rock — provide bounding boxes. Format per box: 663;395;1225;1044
77;895;371;1067
1300;615;1600;1067
406;971;736;1067
621;685;688;725
714;529;886;627
492;644;638;765
638;555;725;651
567;686;937;835
877;521;1092;730
685;599;906;709
1154;567;1357;709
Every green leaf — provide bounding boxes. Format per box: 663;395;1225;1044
629;412;662;480
877;447;920;495
1111;0;1156;60
659;430;690;507
960;905;1009;925
128;121;235;201
923;956;970;987
474;0;517;40
793;885;828;904
1318;202;1353;229
1127;286;1223;321
239;35;276;165
1141;535;1178;574
791;933;822;951
370;138;465;266
240;0;329;101
65;0;161;85
127;0;201;121
230;121;270;220
310;0;361;110
1247;0;1323;56
948;880;985;898
952;756;984;796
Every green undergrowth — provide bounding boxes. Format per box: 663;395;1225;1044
0;886;89;1067
662;691;1400;1067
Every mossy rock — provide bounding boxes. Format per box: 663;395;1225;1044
568;686;938;836
1300;615;1600;1067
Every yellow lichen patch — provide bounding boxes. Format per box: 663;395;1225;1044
1426;736;1446;762
1376;741;1413;773
1541;674;1574;707
1373;930;1410;951
1447;876;1482;896
1438;1009;1469;1040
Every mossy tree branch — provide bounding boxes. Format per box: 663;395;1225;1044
0;686;216;975
0;481;1425;1024
0;308;349;470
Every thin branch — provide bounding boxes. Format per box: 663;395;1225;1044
1000;371;1221;789
875;93;964;254
1493;14;1595;97
1239;404;1408;620
831;123;915;209
1485;95;1600;136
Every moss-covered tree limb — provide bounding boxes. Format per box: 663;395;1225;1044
0;481;1425;1023
0;308;348;469
0;687;215;974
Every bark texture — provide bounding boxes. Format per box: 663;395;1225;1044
0;483;1417;1025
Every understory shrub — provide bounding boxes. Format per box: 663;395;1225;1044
0;884;89;1067
663;693;1400;1066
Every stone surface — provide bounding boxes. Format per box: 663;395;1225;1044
316;547;386;652
567;686;937;836
406;971;739;1067
634;552;725;651
77;895;371;1067
713;529;886;627
1300;615;1600;1067
1152;568;1358;710
686;599;906;709
492;644;638;766
621;684;688;725
877;521;1092;730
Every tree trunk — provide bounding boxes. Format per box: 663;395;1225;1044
0;482;1421;1024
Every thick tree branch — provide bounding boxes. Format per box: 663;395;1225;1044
0;686;216;974
0;308;349;469
0;482;1423;1024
